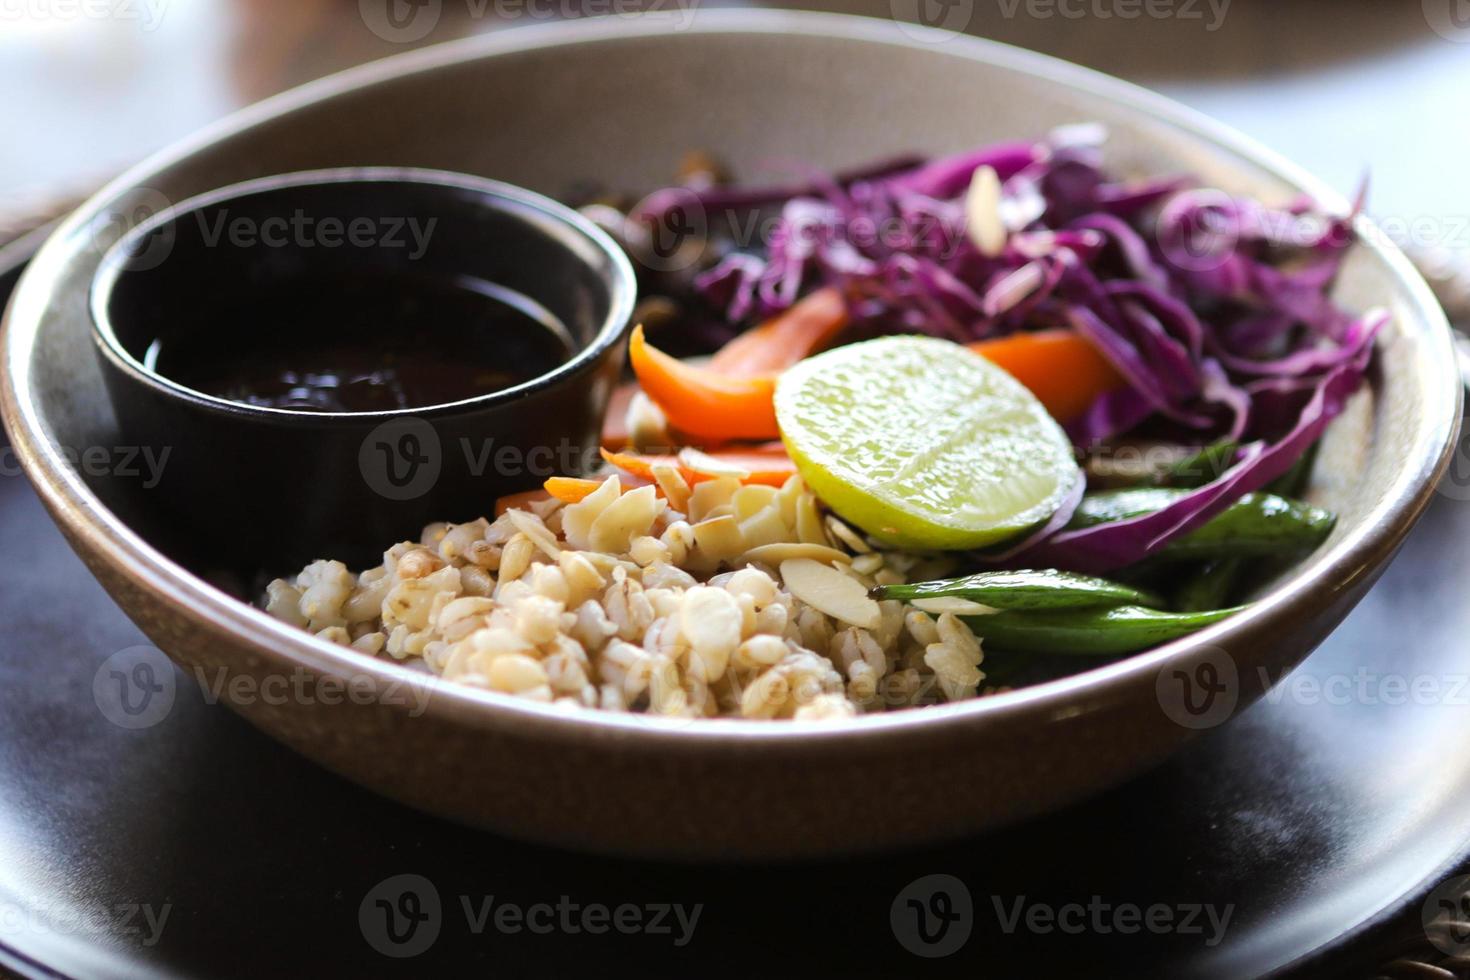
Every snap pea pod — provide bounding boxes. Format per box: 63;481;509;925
963;604;1245;656
1266;440;1319;498
1069;489;1336;561
873;569;1165;611
1174;557;1245;612
1145;439;1238;489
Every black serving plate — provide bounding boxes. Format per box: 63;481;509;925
3;246;1470;980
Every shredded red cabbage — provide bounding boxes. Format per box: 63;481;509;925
644;129;1378;571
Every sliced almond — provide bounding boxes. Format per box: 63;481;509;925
779;558;881;630
589;485;661;554
795;493;830;547
737;507;793;551
692;514;746;564
732;484;779;521
625;391;670;453
965;164;1006;258
909;596;1000;617
743;542;852;566
688;475;740;523
679;447;751;479
824;515;871;554
650;463;691;513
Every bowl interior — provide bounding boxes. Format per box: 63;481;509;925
3;13;1456;700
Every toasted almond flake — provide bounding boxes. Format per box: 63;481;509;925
506;509;562;559
679;447;751;479
692;514;746;563
824;515;871;554
796;494;830;546
743;542;852;567
731;484;779;520
965;164;1007;258
688;476;740;523
625;391;670;453
589;484;661;554
650;463;692;512
850;552;884;576
779;558;881;630
910;596;1000;617
737;507;792;551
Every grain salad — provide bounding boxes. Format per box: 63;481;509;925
263;470;994;720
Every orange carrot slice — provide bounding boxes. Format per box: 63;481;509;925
541;477;607;505
628;325;779;441
708;287;850;377
969;329;1125;424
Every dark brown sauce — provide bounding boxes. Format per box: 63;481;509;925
146;273;574;413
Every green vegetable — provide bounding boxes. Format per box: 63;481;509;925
1174;558;1245;612
874;569;1164;611
1266;440;1319;498
1070;489;1335;561
964;605;1244;656
1147;439;1238;489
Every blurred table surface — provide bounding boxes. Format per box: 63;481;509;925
1;0;1468;240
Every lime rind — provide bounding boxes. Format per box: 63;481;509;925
775;335;1081;550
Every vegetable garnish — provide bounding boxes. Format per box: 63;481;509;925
628;324;779;441
774;335;1082;550
962;604;1244;656
640;127;1376;573
874;569;1164;612
707;287;849;376
599;447;797;488
966;329;1125;424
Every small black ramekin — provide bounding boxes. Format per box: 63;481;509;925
90;168;636;572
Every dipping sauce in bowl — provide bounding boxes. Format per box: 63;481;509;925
89;168;636;570
142;273;575;413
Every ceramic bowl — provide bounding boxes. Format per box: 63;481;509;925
1;12;1458;859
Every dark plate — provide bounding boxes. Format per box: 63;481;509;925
3;246;1469;979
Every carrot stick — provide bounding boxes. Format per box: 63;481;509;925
628;325;779;441
541;477;607;506
600;447;796;488
969;329;1125;424
708;287;850;377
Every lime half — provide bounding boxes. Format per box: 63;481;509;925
775;335;1081;551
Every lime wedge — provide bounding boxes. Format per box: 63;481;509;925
775;335;1081;551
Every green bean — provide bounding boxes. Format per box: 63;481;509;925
1069;489;1336;561
964;605;1244;656
1146;439;1238;489
1266;440;1319;498
874;569;1165;611
1174;558;1245;612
